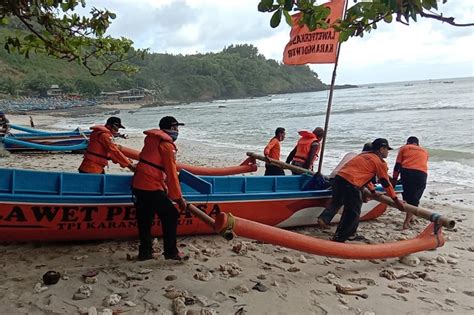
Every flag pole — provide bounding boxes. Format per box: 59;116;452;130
317;0;348;174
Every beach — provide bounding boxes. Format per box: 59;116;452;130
1;111;474;315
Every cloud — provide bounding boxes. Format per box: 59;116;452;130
83;0;473;84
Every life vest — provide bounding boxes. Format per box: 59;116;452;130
135;129;176;181
83;125;113;167
293;130;320;164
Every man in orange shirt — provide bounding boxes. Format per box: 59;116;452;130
392;136;429;229
318;138;404;242
78;117;135;174
263;127;286;175
132;116;187;261
286;127;324;174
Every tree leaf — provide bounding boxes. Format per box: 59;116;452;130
270;9;282;28
383;14;393;23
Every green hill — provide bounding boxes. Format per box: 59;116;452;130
0;28;336;103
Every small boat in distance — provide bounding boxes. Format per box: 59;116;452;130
1;125;90;152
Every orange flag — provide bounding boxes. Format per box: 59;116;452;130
283;0;345;65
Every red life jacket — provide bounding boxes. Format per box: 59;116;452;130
83;125;112;167
293;130;320;165
135;129;176;182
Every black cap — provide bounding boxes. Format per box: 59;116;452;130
159;116;185;129
406;136;419;145
362;142;372;152
372;138;393;150
106;117;125;129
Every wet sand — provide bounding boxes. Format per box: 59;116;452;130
1;113;473;314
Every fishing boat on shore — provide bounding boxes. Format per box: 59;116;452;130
1;124;90;152
0;167;396;242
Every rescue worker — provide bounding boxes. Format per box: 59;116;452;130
286;127;324;174
263;127;286;176
78;117;135;174
0;111;10;135
316;143;373;228
392;136;429;229
131;116;187;261
319;138;404;242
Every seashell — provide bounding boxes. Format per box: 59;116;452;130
282;256;294;264
298;255;307;263
399;255;420;267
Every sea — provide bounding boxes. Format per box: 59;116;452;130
55;77;474;190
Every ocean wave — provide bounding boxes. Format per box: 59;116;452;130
427;148;474;162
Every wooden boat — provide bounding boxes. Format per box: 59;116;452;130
1;125;90;152
0;168;398;242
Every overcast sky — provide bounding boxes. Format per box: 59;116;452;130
85;0;473;85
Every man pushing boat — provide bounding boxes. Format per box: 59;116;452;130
132;116;188;261
78;117;135;174
318;138;405;242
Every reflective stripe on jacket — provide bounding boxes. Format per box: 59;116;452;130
132;129;182;199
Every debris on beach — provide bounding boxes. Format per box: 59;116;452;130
218;262;242;277
194;271;213;281
399;255;420;267
105;293;121;306
33;282;48;294
73;285;92;300
335;284;368;299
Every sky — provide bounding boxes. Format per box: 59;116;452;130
84;0;474;85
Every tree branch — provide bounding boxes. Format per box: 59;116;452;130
419;11;474;27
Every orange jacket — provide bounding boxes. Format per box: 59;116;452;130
291;130;320;166
337;152;397;199
79;125;131;174
264;137;281;161
393;144;429;181
131;129;182;200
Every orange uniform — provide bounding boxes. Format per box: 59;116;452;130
264;137;281;160
286;130;321;172
132;129;182;200
79;125;132;174
293;131;319;164
338;152;397;198
393;144;429;181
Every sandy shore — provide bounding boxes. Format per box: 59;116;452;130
1;113;473;314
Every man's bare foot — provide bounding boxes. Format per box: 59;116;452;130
317;218;330;229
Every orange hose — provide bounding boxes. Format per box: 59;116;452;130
118;145;257;175
215;213;444;259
